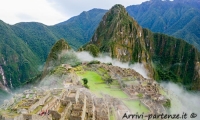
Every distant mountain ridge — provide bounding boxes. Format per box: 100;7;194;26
126;0;200;50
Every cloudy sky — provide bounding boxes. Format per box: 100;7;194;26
0;0;148;25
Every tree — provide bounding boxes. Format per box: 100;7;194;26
82;78;88;85
106;77;113;84
85;44;100;57
82;78;89;89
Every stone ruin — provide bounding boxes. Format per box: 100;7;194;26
0;63;170;119
0;85;110;120
88;63;168;114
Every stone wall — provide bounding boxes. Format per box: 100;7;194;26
28;92;51;113
60;102;72;120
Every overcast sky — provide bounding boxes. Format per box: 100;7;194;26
0;0;148;25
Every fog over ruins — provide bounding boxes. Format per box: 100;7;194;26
0;51;199;120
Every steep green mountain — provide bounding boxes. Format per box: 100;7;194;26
42;39;71;77
11;22;59;62
82;4;200;90
11;9;106;62
126;0;200;50
0;9;106;90
0;20;40;90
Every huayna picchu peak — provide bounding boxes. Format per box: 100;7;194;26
82;4;200;90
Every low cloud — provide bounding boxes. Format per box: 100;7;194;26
76;51;200;119
161;82;200;120
39;75;67;88
1;50;199;119
75;51;149;78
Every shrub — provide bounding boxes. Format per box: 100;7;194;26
163;99;171;108
82;78;88;85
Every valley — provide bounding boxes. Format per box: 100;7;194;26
0;0;200;119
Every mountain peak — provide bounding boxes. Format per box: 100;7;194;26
82;4;200;89
42;39;71;77
110;4;126;11
89;4;143;57
83;4;153;75
106;4;128;19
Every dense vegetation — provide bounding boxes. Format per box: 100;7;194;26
42;39;71;77
83;4;200;90
126;0;200;50
0;20;40;89
0;9;106;91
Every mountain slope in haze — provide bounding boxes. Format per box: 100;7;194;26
126;0;200;50
0;9;106;91
0;20;40;90
42;39;71;77
83;4;200;90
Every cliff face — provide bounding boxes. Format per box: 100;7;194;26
90;5;149;62
85;4;154;77
144;30;200;89
83;4;200;90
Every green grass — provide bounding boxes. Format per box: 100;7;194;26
78;71;128;98
110;114;116;120
123;100;149;114
97;67;110;80
78;71;150;114
110;107;117;120
98;67;107;73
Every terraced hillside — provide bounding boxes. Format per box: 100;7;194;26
0;59;171;120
